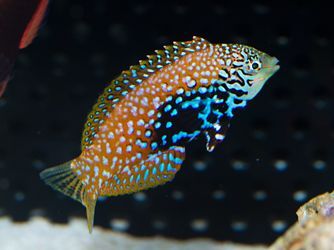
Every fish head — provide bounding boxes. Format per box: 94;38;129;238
218;44;280;100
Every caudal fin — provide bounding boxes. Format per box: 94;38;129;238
40;161;97;233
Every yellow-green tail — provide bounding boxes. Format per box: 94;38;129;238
40;161;97;233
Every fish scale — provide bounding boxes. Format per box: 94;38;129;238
40;36;279;233
153;85;230;151
81;36;210;149
75;42;221;194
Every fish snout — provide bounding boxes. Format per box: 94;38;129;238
270;56;280;72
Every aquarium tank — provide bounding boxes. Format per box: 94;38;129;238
0;1;333;249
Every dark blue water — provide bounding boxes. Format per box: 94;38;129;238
0;0;333;244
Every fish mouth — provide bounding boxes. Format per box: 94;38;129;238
271;57;280;72
261;55;280;73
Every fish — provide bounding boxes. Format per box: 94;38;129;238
40;36;280;233
0;0;49;98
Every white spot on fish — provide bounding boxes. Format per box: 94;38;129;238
148;110;155;117
103;156;109;166
153;97;161;109
187;80;196;88
215;134;225;140
137;119;145;126
214;123;221;131
141;97;149;106
94;166;99;177
200;78;209;84
106;143;112;154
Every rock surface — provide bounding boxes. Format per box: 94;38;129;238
0;217;266;250
270;192;334;250
3;192;334;250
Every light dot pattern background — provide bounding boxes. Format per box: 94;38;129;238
0;0;333;244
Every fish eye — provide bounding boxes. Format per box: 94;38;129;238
251;62;260;70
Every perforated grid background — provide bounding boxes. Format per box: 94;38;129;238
0;0;333;244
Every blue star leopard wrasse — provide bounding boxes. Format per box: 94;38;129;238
40;36;280;232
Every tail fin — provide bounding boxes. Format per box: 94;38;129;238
40;161;97;233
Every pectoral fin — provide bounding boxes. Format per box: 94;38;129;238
205;121;230;152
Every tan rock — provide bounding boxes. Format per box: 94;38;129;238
270;191;334;250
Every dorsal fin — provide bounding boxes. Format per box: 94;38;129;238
81;36;210;150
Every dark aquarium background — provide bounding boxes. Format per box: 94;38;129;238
0;0;333;244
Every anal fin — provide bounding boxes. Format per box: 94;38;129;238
82;193;96;234
104;146;186;196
